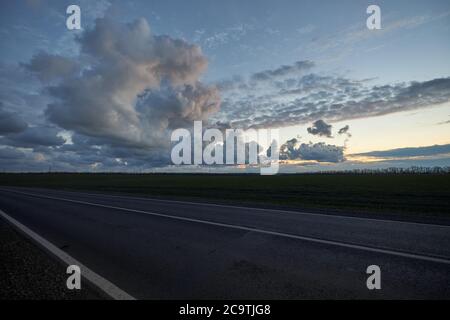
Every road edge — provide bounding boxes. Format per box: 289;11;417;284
0;208;135;300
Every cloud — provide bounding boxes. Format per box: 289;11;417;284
0;102;28;134
279;138;345;163
214;69;450;129
137;83;220;132
0;146;25;160
24;52;80;82
251;60;315;82
338;125;350;135
35;17;220;149
354;144;450;158
216;60;315;92
298;142;345;163
305;11;450;61
307;119;332;137
201;23;253;49
1;17;223;172
338;125;351;143
1;10;449;172
0;63;52;126
0;146;52;172
0;126;65;148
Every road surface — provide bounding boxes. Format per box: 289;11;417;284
0;186;449;299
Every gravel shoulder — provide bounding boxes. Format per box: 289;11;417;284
0;218;105;300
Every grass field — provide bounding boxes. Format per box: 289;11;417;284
0;173;449;217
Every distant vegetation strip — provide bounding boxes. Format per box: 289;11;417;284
0;172;449;217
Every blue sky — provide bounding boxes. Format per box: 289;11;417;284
0;0;449;172
2;0;450;80
2;0;449;81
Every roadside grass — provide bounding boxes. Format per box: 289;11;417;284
0;173;449;217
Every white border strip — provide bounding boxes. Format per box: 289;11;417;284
0;209;135;300
4;189;450;265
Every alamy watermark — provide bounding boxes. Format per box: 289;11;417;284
366;265;381;290
66;265;81;290
66;5;81;30
66;4;381;31
367;5;381;30
171;121;280;175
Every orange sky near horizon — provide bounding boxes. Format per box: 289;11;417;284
279;102;450;155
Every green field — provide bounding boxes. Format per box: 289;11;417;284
0;173;449;217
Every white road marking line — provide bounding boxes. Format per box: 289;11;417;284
0;208;135;300
9;187;449;228
4;188;450;265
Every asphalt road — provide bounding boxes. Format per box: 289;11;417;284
0;186;449;299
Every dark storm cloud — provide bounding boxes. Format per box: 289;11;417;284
0;146;51;172
338;125;351;141
0;126;65;148
0;102;28;134
0;146;25;160
338;125;350;135
279;138;345;163
298;142;345;163
56;131;172;169
307;120;332;137
354;144;450;158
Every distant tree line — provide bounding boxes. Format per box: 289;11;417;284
307;166;450;175
0;166;449;175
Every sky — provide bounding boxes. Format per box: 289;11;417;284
0;0;449;172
